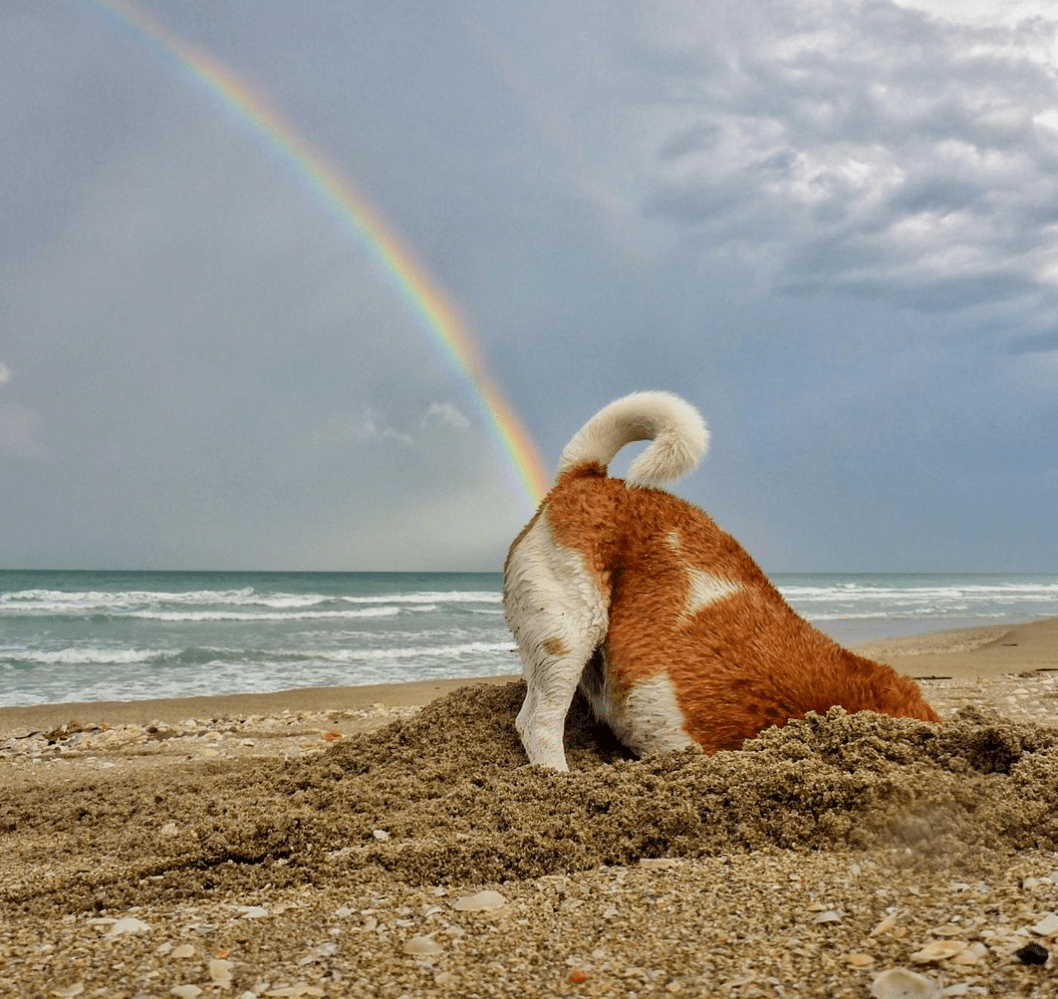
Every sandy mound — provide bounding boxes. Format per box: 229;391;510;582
5;682;1058;918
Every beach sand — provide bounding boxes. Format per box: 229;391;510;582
3;618;1058;997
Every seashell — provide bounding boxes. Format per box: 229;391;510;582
869;967;940;999
870;912;899;936
1031;912;1058;936
208;958;233;983
108;917;151;936
452;890;507;911
909;940;967;963
845;953;875;967
403;934;443;956
949;942;987;965
170;986;203;999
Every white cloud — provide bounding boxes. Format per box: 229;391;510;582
355;420;417;446
0;361;10;384
631;0;1058;310
891;0;1057;29
289;413;417;471
422;401;471;430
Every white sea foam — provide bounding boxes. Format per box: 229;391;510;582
779;581;1058;619
340;591;501;605
120;606;404;623
3;571;1055;707
1;587;256;607
0;587;499;617
783;583;1058;601
10;647;168;666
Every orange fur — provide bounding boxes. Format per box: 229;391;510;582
544;463;940;754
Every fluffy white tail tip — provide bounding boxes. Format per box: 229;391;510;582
557;391;709;488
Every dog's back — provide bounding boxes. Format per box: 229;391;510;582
504;392;940;770
546;466;940;754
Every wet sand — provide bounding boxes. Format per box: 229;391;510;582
3;618;1058;997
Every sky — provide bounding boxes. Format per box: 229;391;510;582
1;0;1057;572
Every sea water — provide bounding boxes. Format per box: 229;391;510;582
2;569;1057;706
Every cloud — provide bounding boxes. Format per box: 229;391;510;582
630;0;1058;312
891;0;1057;29
0;361;10;384
422;401;471;430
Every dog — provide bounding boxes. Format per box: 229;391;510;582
503;391;940;771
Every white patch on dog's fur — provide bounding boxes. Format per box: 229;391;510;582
682;568;743;620
578;652;694;759
623;675;697;756
503;513;608;772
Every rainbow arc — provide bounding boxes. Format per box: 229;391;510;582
87;0;550;510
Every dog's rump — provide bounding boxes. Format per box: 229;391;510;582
504;392;940;770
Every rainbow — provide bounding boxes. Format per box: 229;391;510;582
86;0;550;510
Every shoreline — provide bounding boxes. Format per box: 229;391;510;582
0;674;521;740
3;617;1057;739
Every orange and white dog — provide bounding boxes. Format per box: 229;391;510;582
503;391;940;771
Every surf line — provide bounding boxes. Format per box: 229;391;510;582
85;0;550;509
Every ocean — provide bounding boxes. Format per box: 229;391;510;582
2;570;1057;707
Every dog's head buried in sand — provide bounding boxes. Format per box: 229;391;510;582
503;391;940;771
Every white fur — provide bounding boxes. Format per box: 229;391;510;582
503;513;609;771
555;391;709;488
623;675;697;755
682;567;743;620
669;526;743;618
579;653;695;759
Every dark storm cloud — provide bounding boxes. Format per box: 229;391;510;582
632;0;1058;314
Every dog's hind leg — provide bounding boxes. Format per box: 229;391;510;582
503;514;608;771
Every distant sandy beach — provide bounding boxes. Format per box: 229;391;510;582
3;618;1058;997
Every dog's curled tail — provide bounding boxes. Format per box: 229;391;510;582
556;391;709;488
